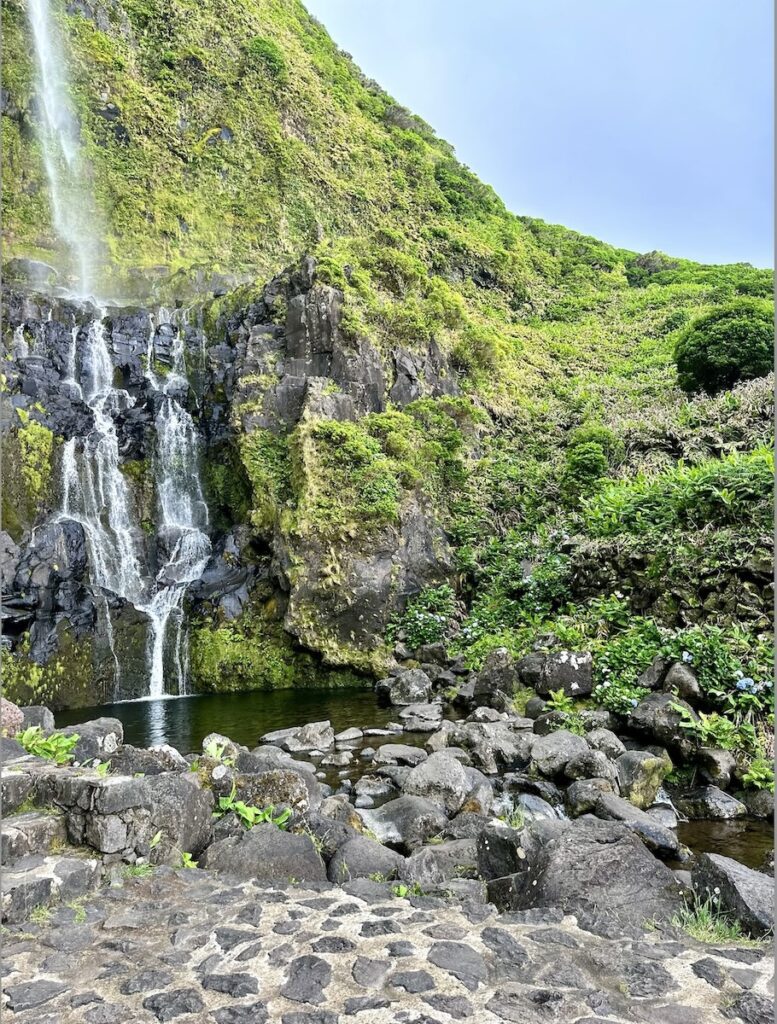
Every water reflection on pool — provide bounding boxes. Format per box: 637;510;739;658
55;687;397;754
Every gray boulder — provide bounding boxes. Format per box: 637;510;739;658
585;728;626;760
402;751;470;815
283;721;335;753
692;852;774;936
636;655;671;690
593;792;680;858
327;835;405;883
402;839;477;886
662;662;702;702
534;651;594;698
565;778;616;817
60;718;124;763
200;823;326;882
627;694;698;758
146;774;214;862
376;669;432;706
484;817;684;932
473;648;520;701
372;744;427;767
357;796;448;852
616;750;670;809
20;706;55;733
674;786;747;820
530;730;589;778
399;703;443;732
697;747;737;789
564;749;618;784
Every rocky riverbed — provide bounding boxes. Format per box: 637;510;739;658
2;648;775;1024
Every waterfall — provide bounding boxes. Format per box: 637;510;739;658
142;311;211;699
22;2;212;699
26;0;99;295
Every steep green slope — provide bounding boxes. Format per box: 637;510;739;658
2;0;773;757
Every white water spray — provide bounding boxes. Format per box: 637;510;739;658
27;0;99;294
142;312;211;698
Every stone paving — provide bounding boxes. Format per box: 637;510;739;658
2;867;773;1024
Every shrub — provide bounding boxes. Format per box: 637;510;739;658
561;441;608;499
245;36;288;83
674;299;773;394
389;584;458;649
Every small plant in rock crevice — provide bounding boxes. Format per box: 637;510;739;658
17;727;79;765
215;785;292;830
672;893;765;946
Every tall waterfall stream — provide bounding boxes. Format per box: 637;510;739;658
23;0;212;699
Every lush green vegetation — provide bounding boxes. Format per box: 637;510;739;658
1;0;772;726
675;299;774;394
17;726;79;765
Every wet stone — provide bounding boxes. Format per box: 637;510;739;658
310;935;355;952
214;927;258;950
361;918;400;936
691;957;728;989
387;940;416;957
423;994;474;1019
427;941;487;991
392;970;435;993
201;973;259;997
4;979;67;1011
344;995;393;1013
281;955;332;1004
213;1003;270;1024
120;969;174;994
623;960;676;997
84;1004;130;1024
353;955;390;988
142;988;205;1021
481;926;529;968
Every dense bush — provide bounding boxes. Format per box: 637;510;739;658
674;299;773;394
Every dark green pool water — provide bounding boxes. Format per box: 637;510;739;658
678;819;774;871
55;687;397;754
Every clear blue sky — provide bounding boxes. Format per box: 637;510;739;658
306;0;773;267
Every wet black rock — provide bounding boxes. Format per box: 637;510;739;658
692;852;774;936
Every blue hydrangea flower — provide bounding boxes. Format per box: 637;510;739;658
630;698;639;707
681;651;693;664
736;677;755;691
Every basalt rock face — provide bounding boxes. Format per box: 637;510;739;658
1;257;461;703
204;257;459;675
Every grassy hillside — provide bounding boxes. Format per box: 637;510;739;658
2;0;773;752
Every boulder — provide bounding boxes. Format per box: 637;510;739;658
402;839;478;886
372;744;427;767
534;651;594;698
692;852;774;936
59;718;124;763
674;786;747;820
200;823;326;882
662;662;702;702
743;789;774;819
616;750;670;809
414;642;449;666
564;749;618;785
109;744;188;776
146;774;214;862
485;817;684;932
593;793;680;857
565;778;616;817
461;766;494;815
585;728;626;761
473;648;520;701
398;703;443;733
357;796;448;852
530;730;589;778
524;695;547;720
327;835;405;883
402;751;470;815
636;655;671;690
627;694;698;758
283;721;335;753
514;792;562;823
477;822;530;880
0;698;23;738
20;706;56;732
376;669;432;706
214;768;320;815
353;774;398;808
697;748;737;789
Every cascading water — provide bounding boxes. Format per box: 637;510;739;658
26;0;99;295
58;311;211;699
22;1;212;699
142;311;211;699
